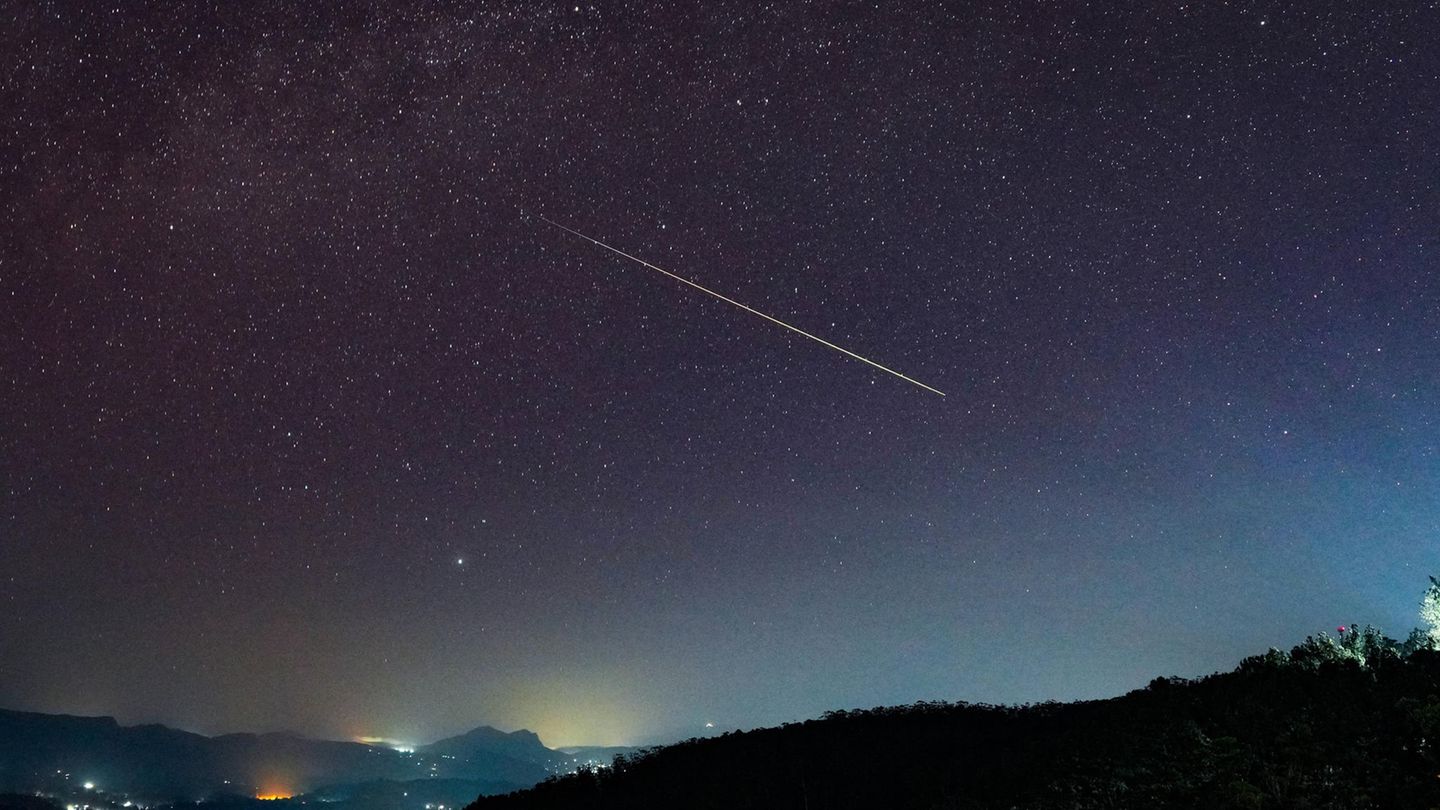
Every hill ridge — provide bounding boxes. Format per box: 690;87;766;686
470;631;1440;810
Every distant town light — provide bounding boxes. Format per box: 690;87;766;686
83;783;95;791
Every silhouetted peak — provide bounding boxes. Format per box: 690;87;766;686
420;726;555;768
0;708;120;729
432;726;541;746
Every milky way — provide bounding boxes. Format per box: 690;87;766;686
2;2;1437;747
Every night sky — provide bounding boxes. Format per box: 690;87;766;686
3;1;1438;748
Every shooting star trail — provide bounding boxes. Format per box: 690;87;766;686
537;216;945;397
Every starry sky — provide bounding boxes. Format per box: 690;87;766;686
2;1;1438;748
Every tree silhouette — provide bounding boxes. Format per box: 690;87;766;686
1421;576;1440;647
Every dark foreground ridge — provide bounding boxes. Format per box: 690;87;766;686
469;629;1440;809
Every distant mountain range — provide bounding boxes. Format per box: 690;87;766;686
0;709;633;805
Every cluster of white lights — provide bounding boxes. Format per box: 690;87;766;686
38;773;154;810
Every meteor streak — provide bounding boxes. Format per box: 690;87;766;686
537;216;946;397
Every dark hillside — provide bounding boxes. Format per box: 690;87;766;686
470;635;1440;809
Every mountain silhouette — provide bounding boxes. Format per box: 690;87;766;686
468;641;1440;809
0;710;562;801
424;727;552;765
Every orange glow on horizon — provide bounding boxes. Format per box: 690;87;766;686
255;784;294;800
